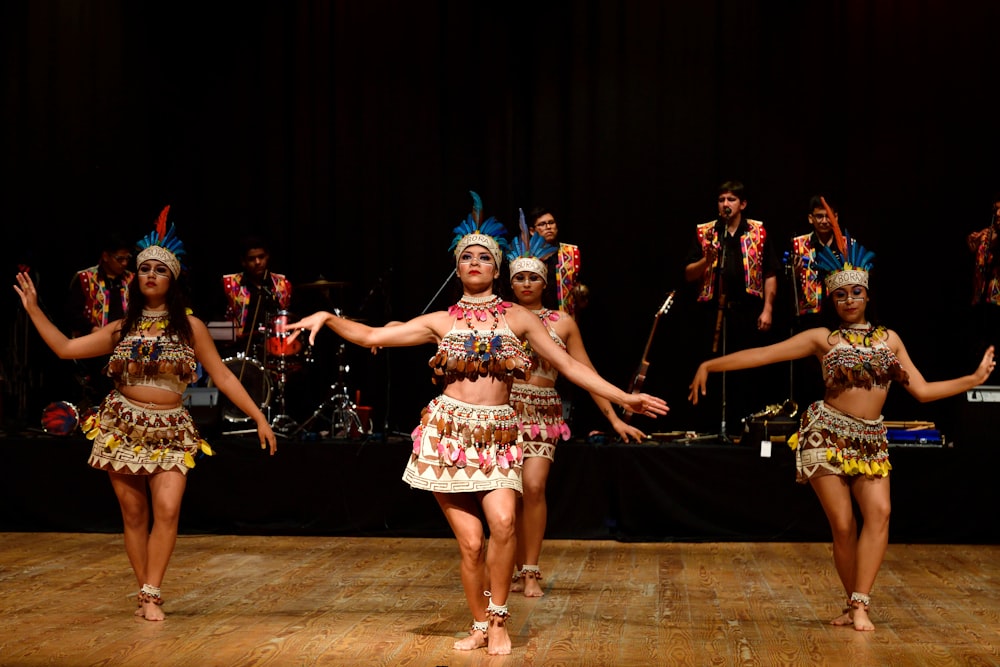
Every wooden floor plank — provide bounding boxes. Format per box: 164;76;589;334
0;534;998;666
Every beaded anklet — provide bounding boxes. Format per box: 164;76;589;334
521;565;542;580
470;620;489;635
484;591;510;620
850;591;870;611
138;583;164;606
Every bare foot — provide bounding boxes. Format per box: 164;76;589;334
141;601;165;622
852;607;875;631
510;573;525;593
523;576;544;598
830;608;853;626
486;616;511;656
453;628;487;651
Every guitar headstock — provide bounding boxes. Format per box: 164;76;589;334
657;291;675;316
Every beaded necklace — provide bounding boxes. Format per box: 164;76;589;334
138;309;170;333
448;294;510;330
531;308;560;323
837;322;885;347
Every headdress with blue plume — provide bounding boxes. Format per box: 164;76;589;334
506;209;558;284
136;205;186;278
811;228;875;292
449;191;508;266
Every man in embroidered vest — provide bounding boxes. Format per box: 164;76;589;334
966;192;1000;367
684;180;779;438
528;207;587;319
790;195;839;330
66;233;135;336
222;236;293;342
65;232;136;403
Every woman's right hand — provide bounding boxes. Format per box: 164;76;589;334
688;363;709;404
285;311;335;346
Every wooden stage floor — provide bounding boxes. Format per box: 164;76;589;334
1;534;997;666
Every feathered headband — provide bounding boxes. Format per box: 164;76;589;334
136;205;186;278
449;191;508;267
506;208;558;284
811;197;874;292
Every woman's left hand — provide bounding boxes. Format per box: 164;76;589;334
622;393;668;418
257;420;278;455
975;345;996;384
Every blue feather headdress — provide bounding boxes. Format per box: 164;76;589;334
136;205;186;278
506;209;558;284
812;229;875;292
449;191;508;266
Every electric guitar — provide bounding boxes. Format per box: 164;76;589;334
623;291;675;421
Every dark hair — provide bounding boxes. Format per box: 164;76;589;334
101;233;133;255
239;235;270;258
118;272;194;345
528;206;554;226
718;180;745;201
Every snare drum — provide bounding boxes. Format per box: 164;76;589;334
41;401;80;436
265;310;304;370
209;356;272;423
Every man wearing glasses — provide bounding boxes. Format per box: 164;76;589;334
790;195;839;330
528;207;587;318
66;233;135;336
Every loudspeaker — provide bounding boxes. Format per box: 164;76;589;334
182;387;222;435
957;385;1000;447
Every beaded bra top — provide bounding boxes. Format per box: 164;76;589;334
822;325;908;392
428;296;531;387
522;309;564;383
105;311;198;395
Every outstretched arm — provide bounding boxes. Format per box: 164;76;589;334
513;308;668;419
560;315;648;442
13;271;116;359
894;336;995;403
285;310;441;349
689;328;825;404
191;317;277;454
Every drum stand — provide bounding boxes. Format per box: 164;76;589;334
293;343;364;438
268;359;298;433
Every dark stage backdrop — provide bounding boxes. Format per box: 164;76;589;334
3;2;1000;440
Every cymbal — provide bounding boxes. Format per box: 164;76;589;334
298;279;350;290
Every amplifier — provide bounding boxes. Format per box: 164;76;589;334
957;385;1000;447
182;387;221;434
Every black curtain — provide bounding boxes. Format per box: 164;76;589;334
3;1;998;436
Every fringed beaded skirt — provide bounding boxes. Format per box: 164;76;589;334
86;390;213;476
403;394;522;493
791;400;890;484
510;383;571;461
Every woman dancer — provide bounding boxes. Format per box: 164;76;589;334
14;207;277;621
287;193;667;654
505;215;646;597
689;223;994;631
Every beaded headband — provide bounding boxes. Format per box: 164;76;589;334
449;191;508;267
506;208;558;284
136;205;186;278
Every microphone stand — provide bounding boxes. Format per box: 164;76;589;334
717;233;732;444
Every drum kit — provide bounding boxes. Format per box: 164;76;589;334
208;278;370;438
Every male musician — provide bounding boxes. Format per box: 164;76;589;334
684;180;780;438
222;236;293;340
790;195;838;330
66;233;135;336
529;206;588;318
65;232;135;403
966;193;1000;366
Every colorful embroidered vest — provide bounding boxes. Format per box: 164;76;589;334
555;243;582;316
970;230;1000;306
222;272;293;329
695;219;766;302
791;233;824;315
76;266;134;329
